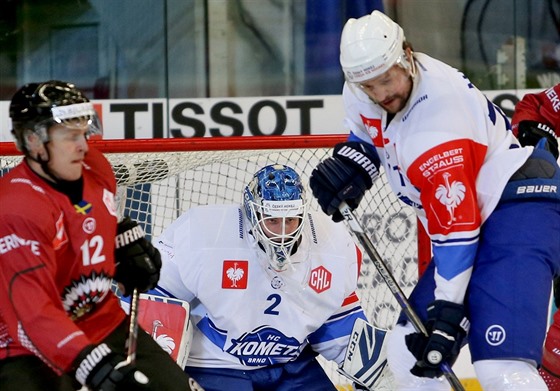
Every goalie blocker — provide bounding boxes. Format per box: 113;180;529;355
340;318;392;390
120;293;193;369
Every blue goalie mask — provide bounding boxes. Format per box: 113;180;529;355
243;164;309;272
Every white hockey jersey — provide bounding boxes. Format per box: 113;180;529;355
154;204;366;370
342;53;532;304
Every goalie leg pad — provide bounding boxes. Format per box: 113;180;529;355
340;318;391;390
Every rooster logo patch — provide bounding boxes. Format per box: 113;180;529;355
222;260;248;289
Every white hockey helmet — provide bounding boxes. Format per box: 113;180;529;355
340;10;405;83
243;164;308;272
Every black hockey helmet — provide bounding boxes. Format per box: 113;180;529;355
9;80;102;153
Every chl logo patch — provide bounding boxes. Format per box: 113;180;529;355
308;266;332;293
222;260;248;289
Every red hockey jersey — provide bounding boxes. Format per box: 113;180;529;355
511;83;560;137
0;147;126;374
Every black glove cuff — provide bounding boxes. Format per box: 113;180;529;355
333;141;380;186
427;300;469;335
116;217;146;248
74;343;115;386
517;120;559;159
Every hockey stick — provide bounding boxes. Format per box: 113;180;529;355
126;288;140;365
339;202;465;391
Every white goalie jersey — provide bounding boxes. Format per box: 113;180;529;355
153;204;367;370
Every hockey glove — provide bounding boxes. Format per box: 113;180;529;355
114;217;162;296
73;343;150;391
310;141;380;222
405;300;469;379
517;120;559;160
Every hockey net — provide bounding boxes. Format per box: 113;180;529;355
0;135;426;389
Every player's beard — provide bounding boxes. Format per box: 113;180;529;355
374;93;408;114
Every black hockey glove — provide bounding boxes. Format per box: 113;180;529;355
73;343;150;391
310;141;380;222
517;120;559;160
405;300;469;379
114;217;162;296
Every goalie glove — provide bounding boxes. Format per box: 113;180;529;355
114;217;162;296
73;343;150;390
136;294;193;368
310;141;380;222
340;318;390;390
405;300;469;379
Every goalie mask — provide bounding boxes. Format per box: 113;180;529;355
244;164;308;272
9;80;102;156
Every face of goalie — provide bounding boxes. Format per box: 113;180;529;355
244;165;308;272
259;216;302;244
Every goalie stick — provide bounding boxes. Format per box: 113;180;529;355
339;202;465;391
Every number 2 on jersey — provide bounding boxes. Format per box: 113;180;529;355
265;293;281;315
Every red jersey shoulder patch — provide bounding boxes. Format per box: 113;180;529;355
360;115;386;147
52;213;68;250
222;260;248;289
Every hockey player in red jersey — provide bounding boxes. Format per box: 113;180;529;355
0;81;202;391
511;83;560;390
310;10;560;391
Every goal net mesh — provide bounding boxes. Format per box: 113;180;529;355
1;136;420;389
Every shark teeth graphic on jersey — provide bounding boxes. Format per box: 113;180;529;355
226;326;302;366
62;271;112;320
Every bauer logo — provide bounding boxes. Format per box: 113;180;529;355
226;326;301;365
308;266;332;293
222;260;248;289
516;185;558;195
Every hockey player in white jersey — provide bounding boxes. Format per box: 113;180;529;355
151;164;388;391
309;10;560;391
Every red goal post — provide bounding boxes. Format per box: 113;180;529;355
0;134;429;387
